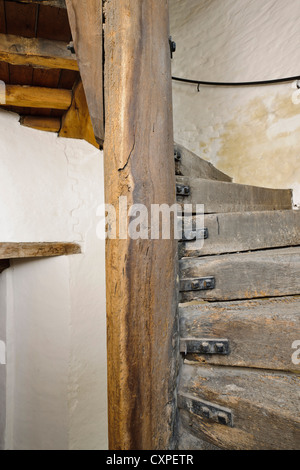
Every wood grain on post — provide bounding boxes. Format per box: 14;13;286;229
104;0;178;450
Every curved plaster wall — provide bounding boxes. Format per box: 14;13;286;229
0;110;107;450
170;0;300;206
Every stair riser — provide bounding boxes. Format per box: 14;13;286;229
179;297;300;372
176;177;293;214
180;247;300;302
179;211;300;257
178;365;300;450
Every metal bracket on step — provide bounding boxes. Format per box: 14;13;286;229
180;338;230;355
176;184;190;196
178;393;233;427
180;277;215;292
181;227;208;242
174;149;182;162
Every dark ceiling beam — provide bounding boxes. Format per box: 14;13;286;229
5;0;66;9
0;33;78;70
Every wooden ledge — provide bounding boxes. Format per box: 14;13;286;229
0;242;81;260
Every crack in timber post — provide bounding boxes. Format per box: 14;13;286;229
118;135;135;172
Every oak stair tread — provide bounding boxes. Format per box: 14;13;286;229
179;296;300;372
180;246;300;302
178;364;300;450
175;159;299;450
176;176;293;213
179;209;300;258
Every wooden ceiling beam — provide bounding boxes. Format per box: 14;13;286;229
0;34;78;71
5;0;66;8
20;115;61;132
4;84;72;109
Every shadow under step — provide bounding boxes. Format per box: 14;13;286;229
179;296;300;373
178;210;300;258
180;246;300;302
178;364;300;450
176;176;293;213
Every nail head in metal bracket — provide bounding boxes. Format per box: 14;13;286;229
169;36;176;59
178;393;233;427
67;41;76;54
174;150;182;162
176;184;190;196
180;338;230;355
181;228;208;242
180;277;215;292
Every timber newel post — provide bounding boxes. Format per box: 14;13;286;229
104;0;178;450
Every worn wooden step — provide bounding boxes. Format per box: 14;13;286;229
176;176;293;213
180;247;300;302
177;421;221;450
179;296;300;372
178;364;300;450
174;143;232;182
179;210;300;258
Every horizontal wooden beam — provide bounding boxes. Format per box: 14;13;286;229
0;34;78;71
5;0;66;8
0;242;81;259
20;116;61;133
4;85;72;109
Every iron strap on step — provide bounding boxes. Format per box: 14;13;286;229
180;338;230;355
176;183;190;196
180;277;216;292
178;393;234;427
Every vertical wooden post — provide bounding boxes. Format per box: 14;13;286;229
104;0;178;450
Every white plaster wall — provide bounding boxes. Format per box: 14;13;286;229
170;0;300;206
0;110;107;450
0;272;6;450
